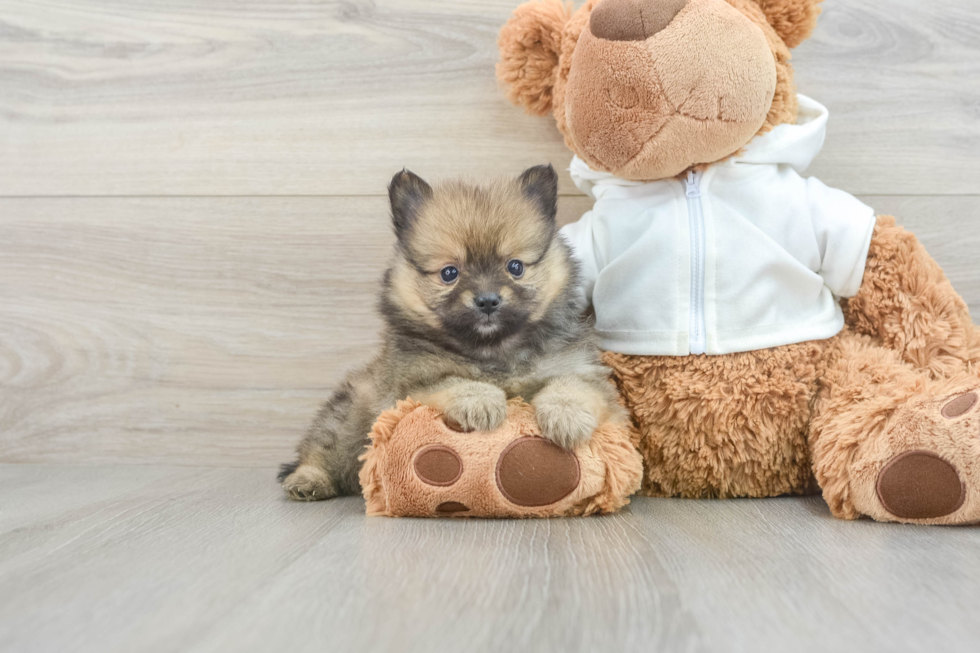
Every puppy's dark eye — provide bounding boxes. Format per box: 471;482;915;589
507;259;525;278
440;266;459;284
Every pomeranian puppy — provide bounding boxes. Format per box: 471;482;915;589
278;164;625;500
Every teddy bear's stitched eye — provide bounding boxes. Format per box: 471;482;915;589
440;266;459;284
507;259;525;278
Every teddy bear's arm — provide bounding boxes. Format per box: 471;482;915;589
842;216;979;378
806;177;878;298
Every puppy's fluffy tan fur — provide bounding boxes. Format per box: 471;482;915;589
279;165;625;501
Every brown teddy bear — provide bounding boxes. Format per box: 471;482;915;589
497;0;980;524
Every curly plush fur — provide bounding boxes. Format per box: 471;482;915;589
843;217;980;378
605;340;822;499
754;0;822;48
496;0;573;116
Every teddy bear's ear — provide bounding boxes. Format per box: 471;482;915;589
753;0;822;48
497;0;574;117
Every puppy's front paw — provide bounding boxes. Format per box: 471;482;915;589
533;394;598;449
443;384;508;433
281;464;338;501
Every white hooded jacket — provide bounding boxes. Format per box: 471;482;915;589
559;95;877;356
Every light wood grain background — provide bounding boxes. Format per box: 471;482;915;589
2;0;979;469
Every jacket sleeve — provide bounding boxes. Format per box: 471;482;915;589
807;177;877;298
559;213;600;312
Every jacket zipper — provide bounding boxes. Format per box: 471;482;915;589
685;170;707;355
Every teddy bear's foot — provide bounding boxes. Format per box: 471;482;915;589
850;388;980;524
360;400;645;518
410;433;582;516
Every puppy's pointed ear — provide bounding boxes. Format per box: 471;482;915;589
388;169;432;240
497;0;573;116
518;164;558;225
752;0;822;49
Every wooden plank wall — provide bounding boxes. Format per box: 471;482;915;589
1;0;979;467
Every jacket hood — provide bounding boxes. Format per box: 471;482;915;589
569;94;829;199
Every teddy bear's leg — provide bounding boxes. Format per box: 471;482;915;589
843;216;980;378
810;328;980;524
604;342;824;500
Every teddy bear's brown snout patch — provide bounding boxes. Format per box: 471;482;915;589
590;0;689;42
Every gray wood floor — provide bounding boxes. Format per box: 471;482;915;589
3;465;980;653
2;0;980;651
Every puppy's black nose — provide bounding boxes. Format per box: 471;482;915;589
474;292;502;315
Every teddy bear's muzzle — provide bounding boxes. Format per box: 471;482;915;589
564;0;777;181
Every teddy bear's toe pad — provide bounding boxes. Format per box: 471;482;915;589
942;391;978;419
413;445;463;486
435;501;470;514
876;451;966;519
495;437;580;507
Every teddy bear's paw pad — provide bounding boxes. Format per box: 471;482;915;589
942;391;979;419
876;451;966;520
435;501;470;515
495;437;580;507
413;445;463;487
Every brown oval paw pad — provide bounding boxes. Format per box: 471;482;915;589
435;501;469;514
942;391;978;419
876;451;965;520
495;437;580;507
413;445;463;486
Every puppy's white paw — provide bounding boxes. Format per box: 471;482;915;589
443;383;508;433
533;394;598;449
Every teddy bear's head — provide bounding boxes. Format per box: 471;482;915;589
498;0;821;181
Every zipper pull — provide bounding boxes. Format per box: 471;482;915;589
685;170;701;198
